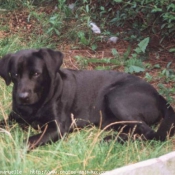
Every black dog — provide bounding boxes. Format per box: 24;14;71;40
0;48;175;149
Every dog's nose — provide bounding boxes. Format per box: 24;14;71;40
18;92;29;102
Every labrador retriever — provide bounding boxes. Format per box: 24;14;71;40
0;48;175;149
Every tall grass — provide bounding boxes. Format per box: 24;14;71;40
0;122;174;173
0;77;174;172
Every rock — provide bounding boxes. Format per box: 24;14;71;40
90;22;101;34
108;37;119;44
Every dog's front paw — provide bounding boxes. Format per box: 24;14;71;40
24;134;44;151
144;130;156;140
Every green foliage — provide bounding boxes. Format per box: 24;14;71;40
109;0;175;40
169;48;175;53
111;48;120;59
0;0;48;9
158;83;175;104
124;58;145;73
74;37;149;73
137;37;150;53
144;72;153;82
74;0;174;46
77;31;91;46
74;56;89;69
123;37;149;74
159;62;175;82
0;35;55;58
1;0;174;47
131;37;150;59
47;14;63;36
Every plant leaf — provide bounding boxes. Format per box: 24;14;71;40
138;37;150;53
114;0;122;2
169;48;175;52
126;65;145;73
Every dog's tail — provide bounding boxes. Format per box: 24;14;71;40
154;95;175;141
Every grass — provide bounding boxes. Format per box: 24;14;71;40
0;55;174;174
0;121;174;173
0;1;175;174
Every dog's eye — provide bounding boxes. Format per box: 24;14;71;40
33;72;40;77
14;73;18;77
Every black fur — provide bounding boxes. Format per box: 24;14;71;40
0;48;174;149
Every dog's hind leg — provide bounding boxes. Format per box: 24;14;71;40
104;89;161;141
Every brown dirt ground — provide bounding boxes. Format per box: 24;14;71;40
1;7;175;107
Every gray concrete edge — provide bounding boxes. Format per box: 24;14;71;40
101;151;175;175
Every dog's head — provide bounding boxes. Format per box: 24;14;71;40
0;48;63;105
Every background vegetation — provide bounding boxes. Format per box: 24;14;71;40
0;0;175;174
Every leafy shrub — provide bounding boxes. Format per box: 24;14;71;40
75;0;175;44
2;0;174;50
111;0;175;39
0;0;49;9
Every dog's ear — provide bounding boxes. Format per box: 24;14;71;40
34;48;63;77
0;54;12;85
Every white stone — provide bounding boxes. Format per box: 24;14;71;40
90;22;101;34
108;37;119;44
